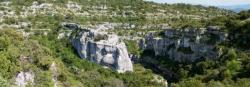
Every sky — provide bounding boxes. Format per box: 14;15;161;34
145;0;250;6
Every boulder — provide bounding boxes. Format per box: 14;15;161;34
71;29;133;73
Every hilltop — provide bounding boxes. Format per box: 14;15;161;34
218;4;250;12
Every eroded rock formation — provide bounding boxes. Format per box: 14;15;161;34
140;27;227;62
62;23;133;73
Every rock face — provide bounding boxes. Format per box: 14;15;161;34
63;23;133;73
141;27;227;62
51;61;58;87
15;71;34;87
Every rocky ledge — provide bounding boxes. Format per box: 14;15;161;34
140;27;227;62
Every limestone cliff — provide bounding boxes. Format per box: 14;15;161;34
140;27;227;62
63;23;133;73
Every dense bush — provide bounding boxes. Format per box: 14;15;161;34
124;40;141;56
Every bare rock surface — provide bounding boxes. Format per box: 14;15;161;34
15;71;34;87
141;28;227;62
63;23;133;73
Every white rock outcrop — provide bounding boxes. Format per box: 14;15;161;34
51;61;58;87
62;23;133;73
15;71;34;87
141;28;227;62
71;29;133;73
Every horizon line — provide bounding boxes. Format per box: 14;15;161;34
144;0;250;6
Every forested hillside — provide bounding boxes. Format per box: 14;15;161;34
146;10;250;87
0;0;250;87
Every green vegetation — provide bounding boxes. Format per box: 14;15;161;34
177;47;194;54
141;46;250;87
2;0;232;29
124;40;141;56
208;10;250;49
0;29;165;87
139;10;250;87
94;34;108;42
1;0;250;87
0;29;22;79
